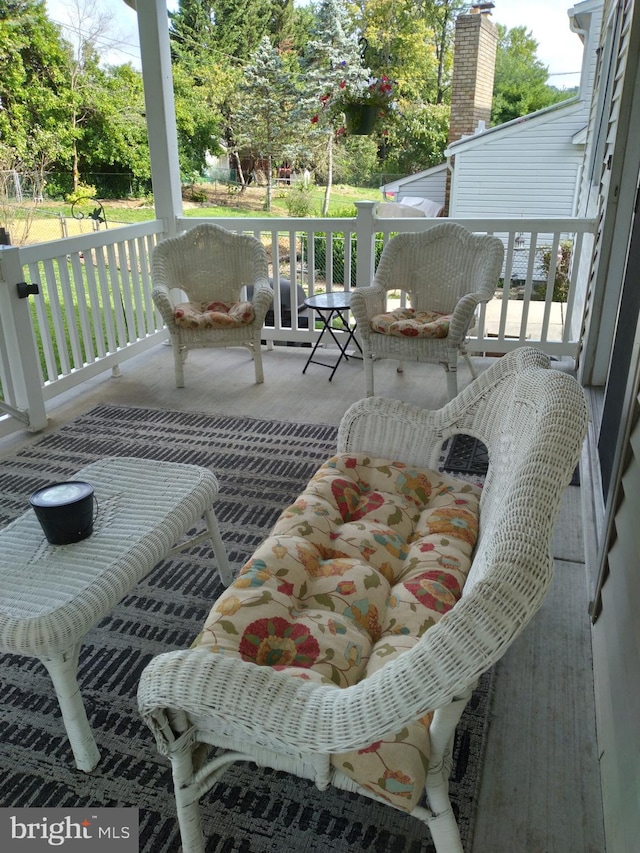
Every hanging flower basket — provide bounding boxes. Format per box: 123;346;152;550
343;103;379;135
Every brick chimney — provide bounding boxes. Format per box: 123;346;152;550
443;3;498;214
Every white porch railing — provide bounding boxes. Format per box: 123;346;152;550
0;220;165;437
0;204;597;438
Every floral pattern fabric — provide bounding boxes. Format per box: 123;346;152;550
192;453;481;811
173;300;255;329
370;308;451;338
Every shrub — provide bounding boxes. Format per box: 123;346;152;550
301;232;384;286
286;180;313;217
541;240;572;302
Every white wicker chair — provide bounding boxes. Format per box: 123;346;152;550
138;347;588;853
350;223;504;400
152;223;272;387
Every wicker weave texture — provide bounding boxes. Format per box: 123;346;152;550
0;458;228;657
0;457;230;771
137;348;588;853
350;223;504;399
151;223;272;386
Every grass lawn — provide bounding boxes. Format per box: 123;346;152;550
32;184;382;227
5;183;383;246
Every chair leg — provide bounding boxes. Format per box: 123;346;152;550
396;361;404;374
363;353;375;396
445;366;458;401
253;338;265;384
463;352;478;379
422;689;472;853
173;341;185;388
171;746;206;853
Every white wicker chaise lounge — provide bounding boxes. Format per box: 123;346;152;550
138;347;588;853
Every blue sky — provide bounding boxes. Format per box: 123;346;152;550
44;0;585;89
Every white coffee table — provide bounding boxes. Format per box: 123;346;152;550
0;457;232;772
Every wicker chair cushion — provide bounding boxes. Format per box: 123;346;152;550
370;308;451;338
173;300;255;329
192;453;481;811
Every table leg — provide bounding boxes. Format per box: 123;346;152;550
302;310;332;375
41;643;100;772
203;508;233;587
303;308;360;380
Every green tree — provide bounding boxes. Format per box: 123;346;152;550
301;0;369;214
492;25;570;126
80;63;151;196
415;0;466;104
0;0;73;187
171;0;274;63
232;36;303;211
382;102;449;176
354;0;439;104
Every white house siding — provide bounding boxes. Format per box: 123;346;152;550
380;165;447;207
447;101;588;218
580;2;640;851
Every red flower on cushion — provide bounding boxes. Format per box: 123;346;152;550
277;581;295;597
330;478;385;522
359;740;383;754
206;301;229;312
404;570;462;614
239;616;320;668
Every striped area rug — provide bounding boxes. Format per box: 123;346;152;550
0;404;492;853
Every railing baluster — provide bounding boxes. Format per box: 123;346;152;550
564;230;584;344
82;248;107;359
43;258;71;377
69;251;95;364
28;260;57;381
540;232;561;343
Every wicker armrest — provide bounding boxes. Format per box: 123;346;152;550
151;282;176;326
137;598;494;759
448;292;483;343
349;285;386;335
249;277;274;324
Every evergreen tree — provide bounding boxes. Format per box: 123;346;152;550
232;36;303;211
301;0;369;214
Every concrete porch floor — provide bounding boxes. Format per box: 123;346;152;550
0;341;605;852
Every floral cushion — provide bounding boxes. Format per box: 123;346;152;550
192;453;481;812
173;300;255;329
370;308;451;338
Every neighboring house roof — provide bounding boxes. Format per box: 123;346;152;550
380;163;447;197
444;96;585;157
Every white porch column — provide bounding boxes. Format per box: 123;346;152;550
354;201;378;288
134;0;183;237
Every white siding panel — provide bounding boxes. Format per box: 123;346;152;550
449;103;589;217
393;171;447;206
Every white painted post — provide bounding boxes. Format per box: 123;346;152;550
354;201;378;288
135;0;183;237
0;247;48;431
